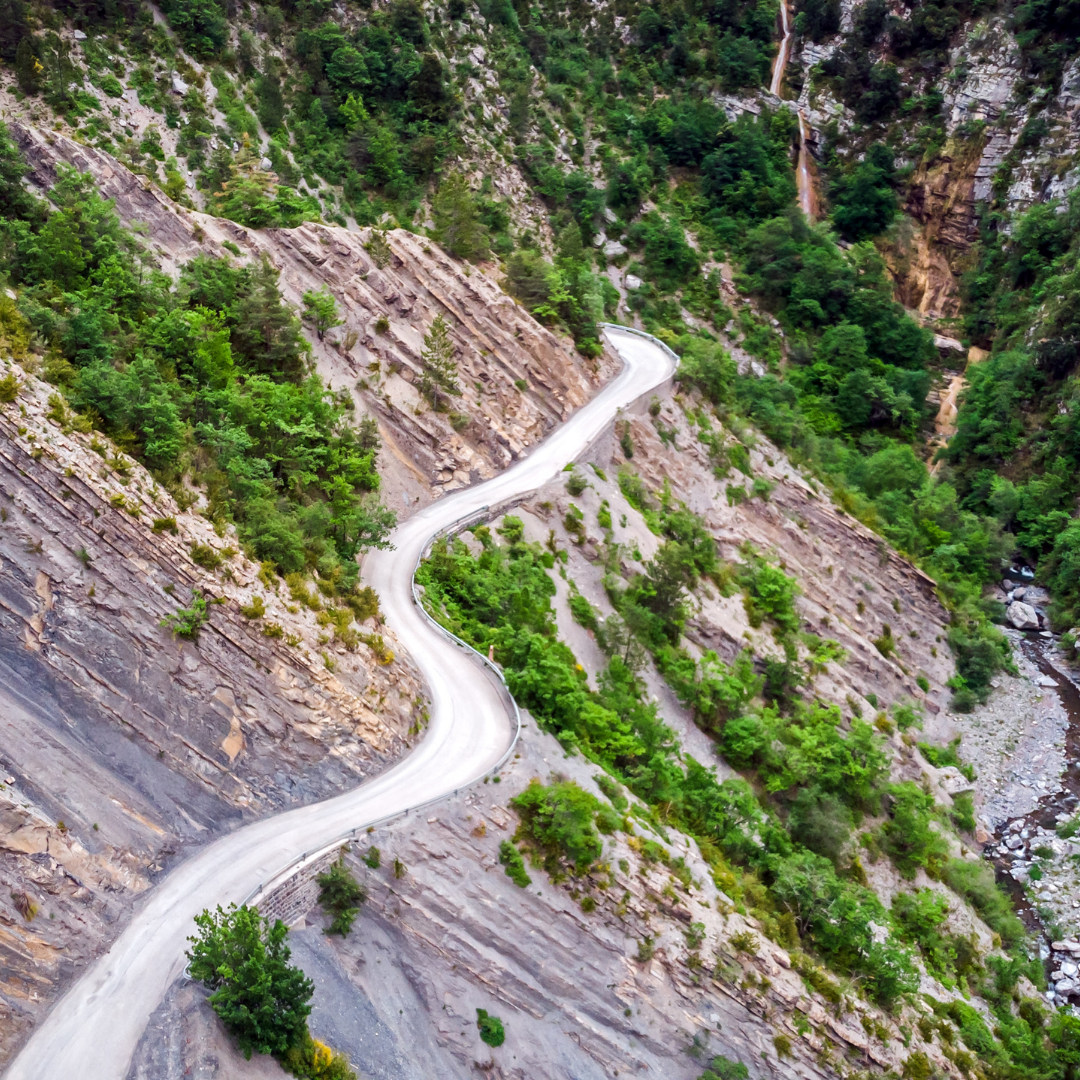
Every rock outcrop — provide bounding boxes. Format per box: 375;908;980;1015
0;358;423;1063
1008;601;1041;630
9;123;614;511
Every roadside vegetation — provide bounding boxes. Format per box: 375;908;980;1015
419;522;1010;1005
188;904;357;1078
418;516;1080;1072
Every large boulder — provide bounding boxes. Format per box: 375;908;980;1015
1007;600;1040;630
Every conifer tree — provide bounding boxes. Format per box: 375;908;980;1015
419;313;459;411
432;172;489;263
14;34;38;95
366;227;392;269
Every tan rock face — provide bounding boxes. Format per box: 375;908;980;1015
0;362;424;1063
889;136;986;321
8;123;613;513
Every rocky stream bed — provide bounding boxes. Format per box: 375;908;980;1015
947;572;1080;1007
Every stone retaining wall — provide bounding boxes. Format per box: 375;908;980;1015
255;846;347;927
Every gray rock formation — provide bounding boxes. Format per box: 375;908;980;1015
0;366;424;1064
1007;601;1040;630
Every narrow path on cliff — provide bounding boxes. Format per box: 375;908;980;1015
2;327;676;1080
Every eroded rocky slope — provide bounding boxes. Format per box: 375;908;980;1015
124;373;1031;1080
11;123;615;510
0;107;629;1064
0;355;428;1061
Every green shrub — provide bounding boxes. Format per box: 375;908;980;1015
240;595;266;619
511;780;603;876
950;791;976;834
187;904;313;1059
476;1008;505;1048
161;589;210;640
787;786;853;864
740;554;800;633
496;516;524;543
0;371;21;402
730;930;758;953
873;624;897;658
881;783;949;879
347;586;381;623
594;773;628;811
918;739;976;782
317;856;366;936
903;1051;933;1080
891;888;953;977
568;589;599;632
698;1055;749;1080
99;74;124;98
942;858;1025;948
363;846;381;869
498;840;531;888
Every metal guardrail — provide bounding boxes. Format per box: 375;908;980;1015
244;498;527;908
597;321;682;366
244;324;675;909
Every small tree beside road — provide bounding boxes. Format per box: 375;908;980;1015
187;904;313;1059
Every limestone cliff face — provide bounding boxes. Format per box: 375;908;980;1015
0;360;425;1062
10;123;613;511
791;14;1080;322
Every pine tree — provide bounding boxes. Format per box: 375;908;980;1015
14;34;39;95
432;172;489;263
233;255;307;381
366;227;392;269
419;313;459;412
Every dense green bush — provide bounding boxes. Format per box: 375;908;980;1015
891;888;957;979
498;840;532;887
476;1008;506;1048
187;905;313;1059
880;782;950;879
698;1055;749;1080
942;858;1025;948
511;780;604;875
317;856;366;936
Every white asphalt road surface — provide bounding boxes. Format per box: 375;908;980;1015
3;326;675;1080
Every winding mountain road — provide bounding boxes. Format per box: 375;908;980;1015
3;326;675;1080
